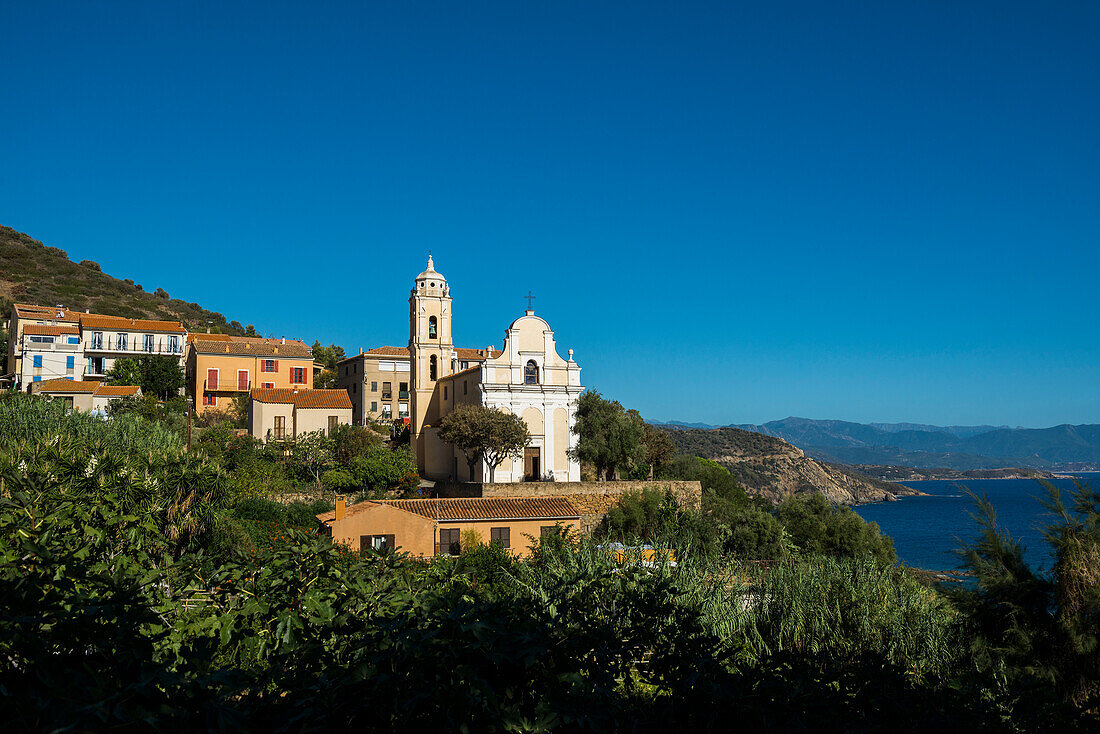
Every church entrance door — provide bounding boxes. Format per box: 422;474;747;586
524;447;541;481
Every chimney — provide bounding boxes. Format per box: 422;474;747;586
359;347;363;355
281;337;285;344
335;496;346;521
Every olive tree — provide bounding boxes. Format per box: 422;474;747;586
439;405;530;482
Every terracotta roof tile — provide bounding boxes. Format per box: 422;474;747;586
94;385;141;397
190;339;312;358
363;346;410;357
348;346;501;362
317;496;579;523
14;303;83;321
250;388;352;409
80;314;186;333
32;378;100;393
23;324;79;336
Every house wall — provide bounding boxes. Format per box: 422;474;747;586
295;406;352;436
82;328;185;380
436;518;580;556
20;337;82;387
190;352;313;416
323;503;437;556
323;502;580;558
33;389;95;412
336;354;411;424
249;400;294;441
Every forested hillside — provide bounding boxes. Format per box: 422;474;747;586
0;225;247;334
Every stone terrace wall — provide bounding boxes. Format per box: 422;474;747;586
435;480;703;534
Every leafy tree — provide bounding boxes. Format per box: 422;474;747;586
140;355;185;400
311;340;347;371
315;368;337;389
107;356;184;399
438;404;531;482
104;356;143;387
571;390;643;481
348;444;418;493
292;430;335;487
776;492;896;564
641;418;676;478
330;423;380;465
245;324;258;337
948;481;1100;712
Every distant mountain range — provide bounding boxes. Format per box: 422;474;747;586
653;417;1100;471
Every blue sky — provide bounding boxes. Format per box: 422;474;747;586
2;1;1097;427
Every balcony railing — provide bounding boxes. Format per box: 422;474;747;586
205;379;251;391
266;427;292;442
398;390;409;400
381;391;392;400
21;340;82;353
85;335;184;355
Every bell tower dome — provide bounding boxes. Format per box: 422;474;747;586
409;253;454;467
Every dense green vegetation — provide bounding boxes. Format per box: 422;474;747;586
597;456;896;564
2;391;1097;730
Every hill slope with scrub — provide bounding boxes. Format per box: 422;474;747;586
662;425;915;504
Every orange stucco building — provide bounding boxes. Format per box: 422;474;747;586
186;335;314;415
317;496;580;557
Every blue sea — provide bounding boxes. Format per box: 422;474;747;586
852;473;1100;572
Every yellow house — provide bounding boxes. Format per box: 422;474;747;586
187;335;314;416
316;495;580;557
248;387;353;442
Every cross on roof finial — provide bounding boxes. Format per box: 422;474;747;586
427;251;434;270
525;291;536;310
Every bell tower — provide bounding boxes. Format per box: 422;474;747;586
409;254;453;467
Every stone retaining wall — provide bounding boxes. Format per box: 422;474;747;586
434;480;702;534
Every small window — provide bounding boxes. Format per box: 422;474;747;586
428;316;437;339
352;383;357;393
443;385;448;400
525;360;539;385
143;334;155;353
273;415;286;439
117;333;128;350
203;394;217;406
327;416;339;435
33;355;42;368
371;381;377;391
439;528;461;556
490;527;511;548
291;367;305;384
360;534;395;552
371;401;377;412
463;380;468;395
263;359;276;373
262;382;274;389
66;356;75;372
429;355;437;381
382;404;392;417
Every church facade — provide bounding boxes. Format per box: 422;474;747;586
407;256;583;483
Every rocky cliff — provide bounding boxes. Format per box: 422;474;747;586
663;426;919;504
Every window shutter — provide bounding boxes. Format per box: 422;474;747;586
360;535;370;552
385;534;395;551
274;360;279;372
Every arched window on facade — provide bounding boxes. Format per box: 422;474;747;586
430;354;438;381
428;316;437;339
524;359;539;385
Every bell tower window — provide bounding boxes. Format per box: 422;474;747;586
525;360;539;385
428;316;437;339
430;355;438;381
